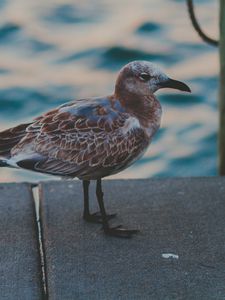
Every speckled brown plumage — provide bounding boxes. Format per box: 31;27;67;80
0;60;191;182
5;96;155;180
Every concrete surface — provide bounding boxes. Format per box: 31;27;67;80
39;177;225;300
0;183;42;300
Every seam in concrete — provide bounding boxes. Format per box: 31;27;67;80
32;185;48;300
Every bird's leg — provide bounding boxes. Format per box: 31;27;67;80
83;180;91;220
96;179;139;238
82;180;116;224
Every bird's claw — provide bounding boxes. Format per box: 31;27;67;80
103;225;139;238
83;211;116;224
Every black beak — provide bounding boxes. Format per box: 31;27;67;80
159;78;191;93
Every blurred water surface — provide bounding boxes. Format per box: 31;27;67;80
0;0;219;182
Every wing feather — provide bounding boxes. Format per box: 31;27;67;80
10;98;148;178
0;123;31;157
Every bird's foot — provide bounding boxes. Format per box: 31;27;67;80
83;211;116;224
103;225;139;238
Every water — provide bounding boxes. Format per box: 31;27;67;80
0;0;219;182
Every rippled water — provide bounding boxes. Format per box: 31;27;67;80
0;0;219;182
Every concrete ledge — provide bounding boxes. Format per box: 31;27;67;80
39;177;225;300
0;183;42;300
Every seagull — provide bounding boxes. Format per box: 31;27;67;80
0;61;191;238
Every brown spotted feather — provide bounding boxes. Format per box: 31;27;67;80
0;123;31;157
10;97;149;179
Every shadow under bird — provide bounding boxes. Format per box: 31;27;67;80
0;61;191;238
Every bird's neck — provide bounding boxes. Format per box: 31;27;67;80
114;89;161;129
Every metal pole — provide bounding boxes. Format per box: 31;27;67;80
219;0;225;175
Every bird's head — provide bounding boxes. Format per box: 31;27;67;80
115;60;191;97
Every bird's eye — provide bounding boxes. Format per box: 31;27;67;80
139;73;151;81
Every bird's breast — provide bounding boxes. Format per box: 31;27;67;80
143;103;162;139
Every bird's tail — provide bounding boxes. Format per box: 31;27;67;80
0;160;8;167
0;123;31;158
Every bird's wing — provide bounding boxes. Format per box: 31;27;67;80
11;98;147;177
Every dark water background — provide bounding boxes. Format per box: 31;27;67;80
0;0;219;182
